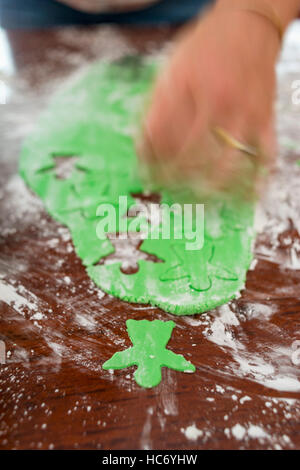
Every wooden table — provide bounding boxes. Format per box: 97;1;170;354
0;23;300;450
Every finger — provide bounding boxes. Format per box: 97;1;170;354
145;68;198;161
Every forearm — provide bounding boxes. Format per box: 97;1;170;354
216;0;299;32
57;0;107;13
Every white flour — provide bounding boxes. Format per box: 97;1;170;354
181;423;203;441
203;303;300;393
0;279;39;316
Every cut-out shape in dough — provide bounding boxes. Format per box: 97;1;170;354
103;319;196;388
53;155;80;180
98;233;163;275
20;58;254;315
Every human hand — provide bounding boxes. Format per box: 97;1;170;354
137;6;281;197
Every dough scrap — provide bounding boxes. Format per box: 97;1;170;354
103;319;196;388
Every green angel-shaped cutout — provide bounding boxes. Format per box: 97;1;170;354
103;320;195;388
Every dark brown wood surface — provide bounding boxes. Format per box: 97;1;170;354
0;23;300;450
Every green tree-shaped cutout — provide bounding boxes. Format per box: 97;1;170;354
103;319;195;388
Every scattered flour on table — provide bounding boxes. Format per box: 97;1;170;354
0;279;39;316
229;424;269;442
254;22;300;270
203;303;300;393
226;423;292;449
0;175;44;236
158;369;178;416
247;425;268;440
231;424;246;440
140;407;154;450
181;423;203;441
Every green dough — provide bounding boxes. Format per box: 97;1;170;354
20;57;254;315
103;319;195;388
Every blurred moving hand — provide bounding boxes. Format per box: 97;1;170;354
138;3;285;197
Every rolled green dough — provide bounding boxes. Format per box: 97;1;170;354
20;57;254;315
